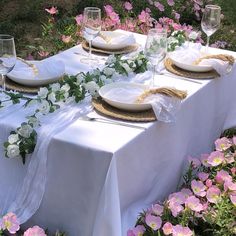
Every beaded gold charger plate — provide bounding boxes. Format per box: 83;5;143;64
164;58;219;79
82;41;139;55
92;98;156;122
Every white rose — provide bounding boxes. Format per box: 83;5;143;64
18;124;33;138
106;55;116;64
103;67;115;76
84;81;99;96
61;84;70;92
76;74;84;84
64;91;69;99
137;60;142;66
189;31;199;40
28;116;39;127
38;87;49;99
50;83;60;92
48;92;56;103
7;144;20;158
122;63;132;73
8;134;19;144
93;69;100;76
39;100;50;114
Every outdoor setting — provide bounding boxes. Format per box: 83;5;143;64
0;0;235;235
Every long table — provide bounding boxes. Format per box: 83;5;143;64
0;30;236;236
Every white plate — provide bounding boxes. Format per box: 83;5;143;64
7;59;65;86
99;82;152;112
170;56;213;73
92;31;136;50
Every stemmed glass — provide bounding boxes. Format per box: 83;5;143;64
144;28;167;87
0;35;16;93
81;7;101;65
201;5;221;53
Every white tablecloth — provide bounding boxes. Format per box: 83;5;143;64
0;30;236;236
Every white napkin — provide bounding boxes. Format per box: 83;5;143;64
169;43;234;76
8;58;65;83
104;85;180;123
93;33;136;46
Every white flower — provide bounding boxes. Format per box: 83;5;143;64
38;87;49;99
38;100;50;115
28;116;39;127
76;74;84;84
50;83;60;92
93;69;101;76
64;91;69;99
122;63;132;73
189;31;199;40
7;144;20;158
137;60;142;66
8;134;19;144
106;55;116;64
168;37;179;45
103;67;115;76
61;84;70;92
48;92;56;103
18;124;33;138
84;81;100;96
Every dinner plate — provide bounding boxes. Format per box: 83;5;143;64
91;31;136;50
7;58;65;86
99;82;152;112
170;57;213;72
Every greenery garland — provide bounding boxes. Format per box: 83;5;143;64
1;52;148;164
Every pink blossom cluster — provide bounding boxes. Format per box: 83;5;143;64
128;136;236;235
0;212;46;235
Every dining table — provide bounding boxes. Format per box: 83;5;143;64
0;30;236;236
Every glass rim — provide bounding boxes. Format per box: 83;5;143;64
205;5;221;10
84;7;101;12
148;28;167;35
0;34;14;40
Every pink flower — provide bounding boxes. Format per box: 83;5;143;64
152;203;164;216
104;5;113;15
232;136;236;145
207;151;225;167
38;51;49;58
168;201;184;217
215;137;232;151
224;180;236;192
191;180;206;197
200;154;210;167
231;167;236;175
168;192;186;204
145;214;162;231
172;225;193;236
75;14;83;25
154;1;165;12
127;225;145;236
138;10;150;23
45;6;58;15
109;11;120;25
230;195;236;206
0;212;20;234
198;172;209;182
205;179;213;188
167;0;175;6
188;156;201;168
24;226;47;236
180;188;193;198
206;186;221;203
124;2;133;11
215;170;232;184
185;196;204;212
174;12;180;20
162;222;173;235
61;35;72;44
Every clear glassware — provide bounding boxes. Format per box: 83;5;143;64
81;7;101;65
201;5;221;54
0;35;16;92
144;28;167;87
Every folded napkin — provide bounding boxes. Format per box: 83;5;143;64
169;43;235;76
103;85;187;123
8;58;65;86
93;32;136;47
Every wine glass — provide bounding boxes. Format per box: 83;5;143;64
144;28;167;87
81;7;101;65
0;35;16;93
201;5;221;54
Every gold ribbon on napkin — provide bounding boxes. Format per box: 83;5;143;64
193;54;235;66
136;87;187;103
17;57;39;75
